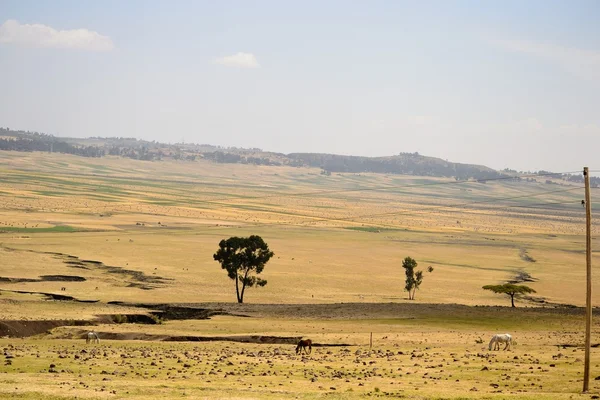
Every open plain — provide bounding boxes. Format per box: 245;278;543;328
1;151;599;399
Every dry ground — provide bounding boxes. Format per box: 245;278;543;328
0;152;597;306
0;151;599;398
2;307;600;400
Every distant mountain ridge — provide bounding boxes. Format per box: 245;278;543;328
2;127;593;185
286;152;503;180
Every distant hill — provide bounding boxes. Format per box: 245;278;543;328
286;152;503;180
0;128;104;158
1;127;596;185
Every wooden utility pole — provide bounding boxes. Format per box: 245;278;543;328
583;166;593;392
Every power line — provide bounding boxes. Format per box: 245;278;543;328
499;200;581;210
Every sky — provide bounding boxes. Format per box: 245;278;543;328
0;0;599;173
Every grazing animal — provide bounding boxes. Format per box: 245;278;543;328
60;287;66;291
488;333;512;351
86;331;100;344
296;339;312;355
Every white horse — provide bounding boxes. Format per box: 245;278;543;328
86;331;100;344
488;333;512;351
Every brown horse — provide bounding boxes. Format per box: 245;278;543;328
296;339;312;355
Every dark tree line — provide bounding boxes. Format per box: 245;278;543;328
559;172;600;188
287;153;507;180
202;150;510;180
107;145;162;161
204;151;282;166
0;137;104;157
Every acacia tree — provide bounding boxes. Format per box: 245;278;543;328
482;283;536;307
402;257;433;300
213;235;274;304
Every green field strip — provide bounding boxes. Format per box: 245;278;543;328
0;225;79;233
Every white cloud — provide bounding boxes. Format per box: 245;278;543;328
214;52;260;68
494;38;600;83
0;19;113;52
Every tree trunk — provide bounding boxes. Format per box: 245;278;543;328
239;280;245;304
239;268;250;304
235;271;241;303
510;294;515;308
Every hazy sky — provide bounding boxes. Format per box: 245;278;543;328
1;1;599;173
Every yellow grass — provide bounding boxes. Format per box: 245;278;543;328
2;325;600;400
0;151;596;305
0;151;599;399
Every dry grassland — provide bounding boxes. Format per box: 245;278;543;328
0;151;599;399
2;310;600;400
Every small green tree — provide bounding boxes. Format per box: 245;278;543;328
402;257;432;300
482;283;536;307
213;235;274;304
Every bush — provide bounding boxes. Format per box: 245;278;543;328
111;314;128;324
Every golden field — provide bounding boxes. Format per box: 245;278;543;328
0;150;599;399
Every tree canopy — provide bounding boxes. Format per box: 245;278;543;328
482;283;536;307
213;235;274;304
402;257;432;300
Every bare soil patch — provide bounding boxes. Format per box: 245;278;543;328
0;288;99;303
39;274;86;282
68;329;304;344
108;302;251;320
519;248;537;263
67;329;350;346
1;245;172;289
0;300;589;340
0;319;92;337
168;301;586;320
0;277;38;283
0;274;86;283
